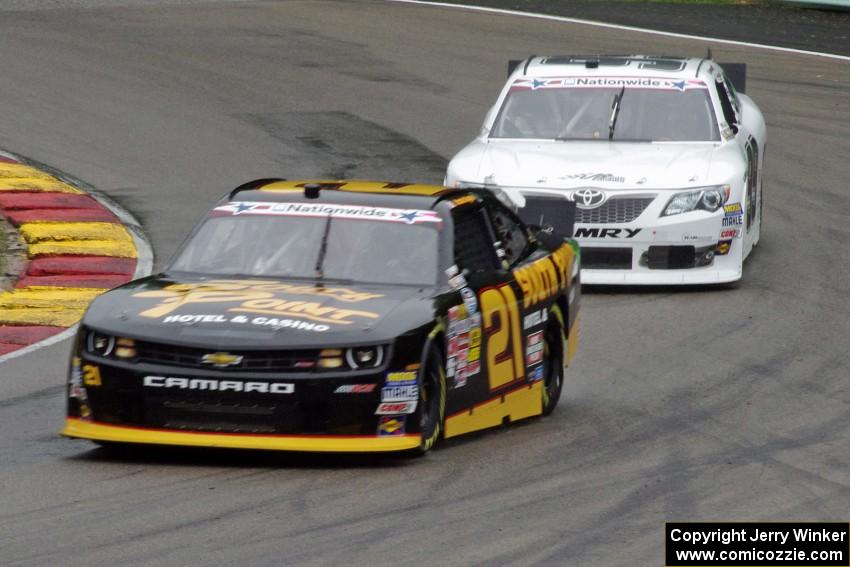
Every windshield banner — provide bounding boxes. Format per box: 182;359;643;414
214;201;442;225
511;77;707;92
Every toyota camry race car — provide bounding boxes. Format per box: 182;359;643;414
446;54;766;284
61;180;580;454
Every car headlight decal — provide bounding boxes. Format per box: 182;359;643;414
661;185;730;217
86;331;115;357
346;345;384;369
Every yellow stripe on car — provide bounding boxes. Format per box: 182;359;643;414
260;179;448;197
567;313;579;365
61;419;423;453
444;382;543;439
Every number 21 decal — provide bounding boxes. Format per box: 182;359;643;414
480;284;524;390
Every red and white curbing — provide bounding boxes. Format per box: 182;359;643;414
0;150;152;362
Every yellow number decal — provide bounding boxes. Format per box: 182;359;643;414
500;284;525;381
82;364;102;387
480;284;524;390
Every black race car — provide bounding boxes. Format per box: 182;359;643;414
61;179;580;454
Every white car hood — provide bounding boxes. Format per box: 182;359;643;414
460;140;723;190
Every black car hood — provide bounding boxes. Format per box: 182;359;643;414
82;274;438;349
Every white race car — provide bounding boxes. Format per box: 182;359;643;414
446;55;766;285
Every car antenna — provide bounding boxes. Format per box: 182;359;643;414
706;47;713;60
304;183;322;199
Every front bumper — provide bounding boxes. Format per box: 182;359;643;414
63;352;423;452
523;191;743;285
61;418;420;452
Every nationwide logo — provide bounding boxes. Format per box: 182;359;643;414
143;376;294;394
215;202;442;225
510;77;707;92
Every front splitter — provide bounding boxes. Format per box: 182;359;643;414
61;418;421;453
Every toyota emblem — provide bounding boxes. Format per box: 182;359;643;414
570;188;607;209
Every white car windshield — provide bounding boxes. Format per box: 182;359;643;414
490;80;720;142
170;202;441;286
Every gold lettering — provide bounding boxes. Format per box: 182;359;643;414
135;289;273;318
286;302;338;318
515;266;532;308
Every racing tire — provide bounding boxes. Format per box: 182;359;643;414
541;305;566;416
415;341;447;455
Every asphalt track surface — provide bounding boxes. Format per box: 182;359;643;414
1;1;849;565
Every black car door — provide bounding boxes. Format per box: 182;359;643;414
447;202;526;407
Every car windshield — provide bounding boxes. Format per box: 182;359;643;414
169;201;442;286
490;79;720;142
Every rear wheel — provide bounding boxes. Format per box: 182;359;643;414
541;306;566;416
417;341;446;454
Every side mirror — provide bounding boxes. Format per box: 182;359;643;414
719;62;747;94
507;59;523;78
515;196;576;241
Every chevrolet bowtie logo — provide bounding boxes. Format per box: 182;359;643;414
201;352;244;367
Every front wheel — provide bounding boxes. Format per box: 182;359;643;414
541;306;566;416
416;341;446;454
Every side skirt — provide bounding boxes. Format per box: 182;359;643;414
444;381;542;439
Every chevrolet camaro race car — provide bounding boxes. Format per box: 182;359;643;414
446;55;766;284
61;180;580;454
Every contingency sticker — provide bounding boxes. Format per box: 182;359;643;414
715;239;733;256
526;331;544;367
214;202;442;225
722;202;743;228
447;305;482;388
377;416;407;435
375;402;417;415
